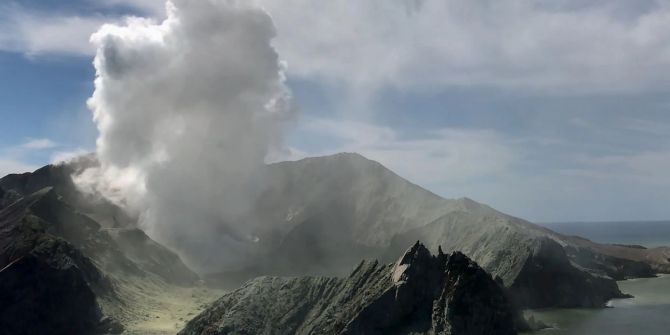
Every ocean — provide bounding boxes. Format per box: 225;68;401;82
543;220;670;247
524;275;670;334
522;221;670;334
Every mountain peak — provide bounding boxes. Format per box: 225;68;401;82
287;152;381;170
392;241;433;283
329;151;368;160
180;241;523;335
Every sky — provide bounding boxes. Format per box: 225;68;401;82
1;0;670;223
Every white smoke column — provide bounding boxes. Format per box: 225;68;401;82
82;0;293;271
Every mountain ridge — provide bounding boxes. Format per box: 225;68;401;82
2;152;665;313
0;165;207;334
221;152;661;307
179;242;527;335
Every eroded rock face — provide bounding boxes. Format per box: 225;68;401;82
209;153;648;308
0;187;20;211
2;154;655;316
0;164;199;285
564;243;655;280
179;242;524;335
0;188;119;335
0;253;102;335
0;165;199;333
509;238;629;308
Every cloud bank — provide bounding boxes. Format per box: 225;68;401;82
78;0;293;271
5;0;669;223
262;0;670;95
0;138;61;177
7;0;670;95
295;119;518;186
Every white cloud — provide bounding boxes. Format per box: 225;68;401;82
5;1;670;94
464;145;670;222
2;0;668;224
258;0;670;95
0;138;79;177
290;116;670;222
20;138;58;150
0;138;57;178
265;146;308;163
50;148;90;165
298;118;519;186
4;0;670;95
0;158;37;177
21;17;109;56
0;6;113;56
570;149;670;186
78;0;294;271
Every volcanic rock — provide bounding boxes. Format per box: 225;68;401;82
179;242;525;335
222;153;655;307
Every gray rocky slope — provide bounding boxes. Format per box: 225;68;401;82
0;160;198;335
0;189;115;335
214;153;660;308
180;242;527;335
1;151;663;329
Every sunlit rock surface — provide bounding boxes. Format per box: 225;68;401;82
179;242;525;335
0;164;200;334
214;153;652;307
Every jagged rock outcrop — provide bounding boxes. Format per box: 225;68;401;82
2;153;661;314
509;238;629;308
180;242;525;335
387;217;632;307
209;153;657;308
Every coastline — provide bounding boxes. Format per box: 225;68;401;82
522;274;670;334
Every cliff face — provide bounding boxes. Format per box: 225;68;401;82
0;189;117;335
212;153;648;308
560;234;670;275
0;164;199;334
563;241;656;280
2;154;658;315
0;163;198;285
179;242;524;335
387;217;632;308
509;238;629;308
0;156;135;228
0;240;126;335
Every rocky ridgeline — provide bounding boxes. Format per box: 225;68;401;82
508;237;630;308
0;188;118;334
222;153;660;308
179;242;527;335
0;164;199;335
0;153;663;334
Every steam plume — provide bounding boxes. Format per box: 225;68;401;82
79;0;293;271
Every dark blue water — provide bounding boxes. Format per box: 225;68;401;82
543;221;670;247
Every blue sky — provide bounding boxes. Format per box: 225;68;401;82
1;0;670;223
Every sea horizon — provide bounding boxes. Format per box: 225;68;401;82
542;220;670;248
